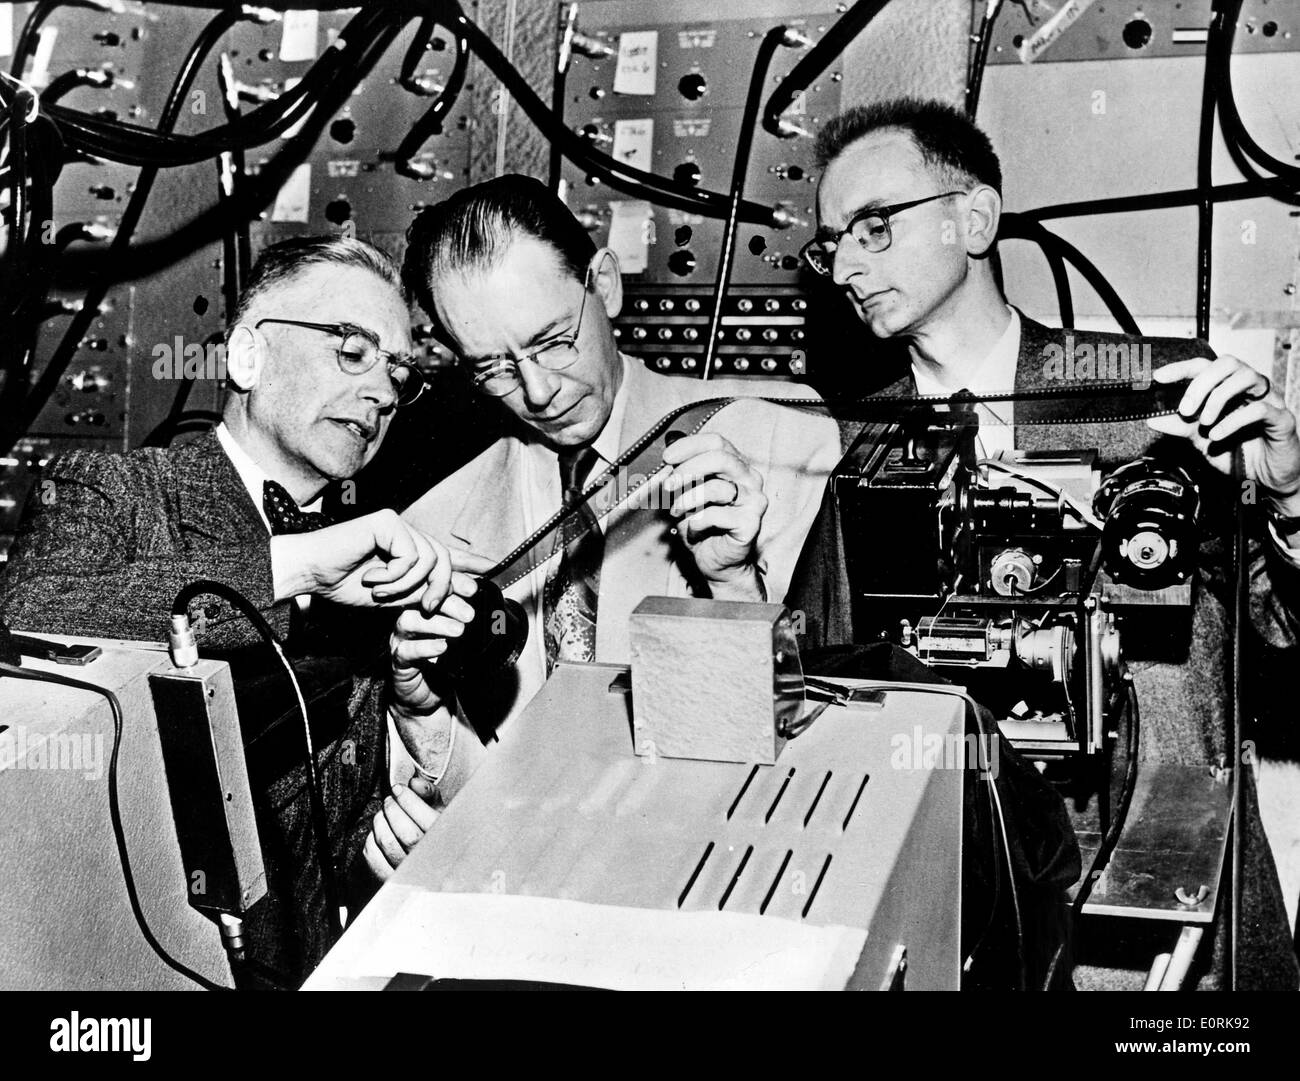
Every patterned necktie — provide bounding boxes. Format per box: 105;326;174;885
543;446;604;671
263;479;333;535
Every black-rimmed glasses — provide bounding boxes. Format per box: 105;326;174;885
800;190;967;276
254;318;424;406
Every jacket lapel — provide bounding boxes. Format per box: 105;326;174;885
175;432;268;547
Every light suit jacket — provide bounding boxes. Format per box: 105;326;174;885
403;357;842;735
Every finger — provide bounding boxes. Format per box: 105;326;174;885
372;530;438;604
661;431;731;468
371;806;408;867
449;571;480;599
359;510;422;589
1147;413;1202;439
1199;366;1266;428
449;547;496;575
1204;398;1274;445
408;773;437;801
681;504;760;544
363;833;394;881
417;537;454;615
1151;357;1212;384
439;594;477;624
670;477;746;518
392;636;448;667
1175;356;1251;422
381;790;428;850
391;782;440;831
663;449;759;493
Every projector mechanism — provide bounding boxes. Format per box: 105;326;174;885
836;408;1200;758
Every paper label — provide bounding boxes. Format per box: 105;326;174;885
0;5;14;58
613;30;657;95
607;200;655;275
1019;0;1098;64
280;9;320;63
612;118;654;169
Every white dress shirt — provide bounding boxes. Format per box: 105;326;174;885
910;306;1019;462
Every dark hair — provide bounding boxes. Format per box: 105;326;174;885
402;174;596;331
232;234;404;326
815;97;1002;194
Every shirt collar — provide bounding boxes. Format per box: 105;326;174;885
911;306;1020;397
214;422;322;533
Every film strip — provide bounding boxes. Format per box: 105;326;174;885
487;380;1186;592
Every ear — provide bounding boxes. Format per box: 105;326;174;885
590;247;624;319
224;324;265;392
965;185;1001;258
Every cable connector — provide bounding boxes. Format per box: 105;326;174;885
775;117;813;139
770;204;806;230
168;614;199;669
570;32;615;59
218;913;247;959
780;27;813;49
239;6;281;25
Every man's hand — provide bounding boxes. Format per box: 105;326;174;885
1148;357;1300;517
362;778;438;883
661;431;768;598
271;509;457;608
389;571;480;718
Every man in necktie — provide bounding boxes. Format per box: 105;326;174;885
0;234;478;982
362;175;841;881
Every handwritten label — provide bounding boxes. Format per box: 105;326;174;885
1019;0;1098;64
613;30;657;95
612;118;654;168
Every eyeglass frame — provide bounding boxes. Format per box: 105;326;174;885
252;318;424;406
464;265;594;398
800;190;968;276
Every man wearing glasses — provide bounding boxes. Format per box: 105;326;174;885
0;234;473;981
787;97;1300;989
363;175;841;879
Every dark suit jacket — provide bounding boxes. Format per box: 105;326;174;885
787;312;1300;988
0;432;388;983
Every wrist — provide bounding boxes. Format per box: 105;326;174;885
707;562;766;602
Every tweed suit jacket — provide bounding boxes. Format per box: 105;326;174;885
0;431;389;980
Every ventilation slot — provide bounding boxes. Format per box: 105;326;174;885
842;774;870;831
804;771;832;828
764;767;796;823
801;854;833;919
727;764;759;820
760;849;794;915
718;845;754;910
678;840;714;908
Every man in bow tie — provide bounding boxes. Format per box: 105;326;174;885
0;234;471;982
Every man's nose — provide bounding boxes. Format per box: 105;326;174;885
516;358;561;408
831;240;869;287
357;362;399;409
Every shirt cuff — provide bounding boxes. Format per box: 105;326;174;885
388;703;459;788
1267;521;1300;569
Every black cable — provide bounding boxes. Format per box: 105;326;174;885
170;580;343;945
0;6;245;458
0;660;230;991
762;0;892;137
1000;215;1139;334
1195;3;1223;342
398;13;442;96
443;0;779;225
1212;0;1300;186
391;14;469;177
701;26;790;380
965;0;1003;119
